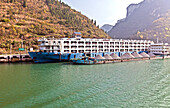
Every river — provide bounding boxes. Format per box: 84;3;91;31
0;59;170;107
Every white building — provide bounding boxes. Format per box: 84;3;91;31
150;43;170;55
38;37;154;54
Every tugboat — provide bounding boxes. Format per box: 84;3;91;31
71;57;95;65
71;55;106;65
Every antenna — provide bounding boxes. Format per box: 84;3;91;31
157;37;159;43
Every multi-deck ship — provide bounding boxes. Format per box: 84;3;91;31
150;43;170;55
29;32;154;63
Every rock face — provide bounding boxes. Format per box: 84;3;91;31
100;24;113;33
126;3;140;17
108;0;170;41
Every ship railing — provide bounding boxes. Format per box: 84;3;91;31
64;43;69;45
78;43;85;45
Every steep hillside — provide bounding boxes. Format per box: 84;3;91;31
108;0;170;43
134;10;170;43
100;24;113;33
0;0;108;54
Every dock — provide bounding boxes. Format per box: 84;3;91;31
0;54;33;63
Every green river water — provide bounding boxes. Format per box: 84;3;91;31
0;59;170;108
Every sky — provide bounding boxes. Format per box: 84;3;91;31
62;0;144;27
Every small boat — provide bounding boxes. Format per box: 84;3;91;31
71;57;95;65
71;55;109;65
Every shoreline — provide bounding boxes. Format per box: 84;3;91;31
0;53;170;64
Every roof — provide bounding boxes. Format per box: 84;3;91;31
74;32;81;35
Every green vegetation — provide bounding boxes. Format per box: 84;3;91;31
0;18;10;22
23;0;27;8
0;0;108;54
134;11;170;43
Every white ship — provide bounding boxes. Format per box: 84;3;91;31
150;43;170;55
29;32;154;63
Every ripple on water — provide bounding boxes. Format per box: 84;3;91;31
0;59;170;108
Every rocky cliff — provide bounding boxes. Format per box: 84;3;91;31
100;24;113;33
108;0;170;43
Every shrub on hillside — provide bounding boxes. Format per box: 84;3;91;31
0;49;4;54
0;18;10;23
32;45;39;50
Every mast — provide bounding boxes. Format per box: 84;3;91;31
157;37;159;43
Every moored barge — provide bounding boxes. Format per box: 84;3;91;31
28;32;154;63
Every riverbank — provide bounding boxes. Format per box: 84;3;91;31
1;53;170;64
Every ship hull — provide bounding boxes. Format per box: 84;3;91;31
28;52;134;63
72;60;95;65
28;52;84;63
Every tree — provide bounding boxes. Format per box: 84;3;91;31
91;19;93;23
7;0;10;3
0;48;4;54
0;27;6;36
56;0;59;5
94;20;96;26
10;0;14;3
23;0;27;8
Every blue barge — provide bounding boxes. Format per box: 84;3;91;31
28;52;133;63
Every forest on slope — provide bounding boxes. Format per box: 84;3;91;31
0;0;108;54
134;10;170;43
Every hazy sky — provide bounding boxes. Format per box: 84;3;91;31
62;0;143;26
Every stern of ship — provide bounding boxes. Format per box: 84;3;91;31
28;52;60;63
